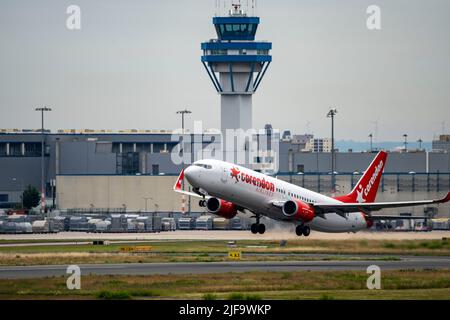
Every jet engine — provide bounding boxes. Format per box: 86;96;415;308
206;198;238;219
282;200;315;222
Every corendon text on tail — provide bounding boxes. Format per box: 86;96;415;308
174;151;450;236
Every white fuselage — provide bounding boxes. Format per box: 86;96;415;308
185;159;368;233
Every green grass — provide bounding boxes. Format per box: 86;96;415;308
226;293;262;300
281;272;293;279
95;290;131;300
383;240;449;250
0;239;449;267
319;293;335;300
202;293;218;300
0;252;405;267
226;288;450;300
1;239;449;255
0;269;449;300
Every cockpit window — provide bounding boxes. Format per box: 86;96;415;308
194;163;212;169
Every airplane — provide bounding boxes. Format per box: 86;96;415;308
173;151;450;236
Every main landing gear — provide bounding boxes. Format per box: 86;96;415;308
199;199;206;207
295;225;310;237
250;214;266;235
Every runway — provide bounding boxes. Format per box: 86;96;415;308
1;230;450;241
1;256;449;279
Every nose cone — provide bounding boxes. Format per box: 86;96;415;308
184;165;200;186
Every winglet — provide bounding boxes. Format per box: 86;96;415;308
173;169;184;191
437;191;450;204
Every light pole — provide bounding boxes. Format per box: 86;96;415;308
417;138;423;150
176;109;192;215
327;108;338;193
403;134;408;152
176;109;192;134
176;108;192;165
35;107;52;213
368;133;373;152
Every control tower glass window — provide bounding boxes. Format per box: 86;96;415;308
218;23;256;38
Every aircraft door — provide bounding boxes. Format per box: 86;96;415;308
221;165;228;183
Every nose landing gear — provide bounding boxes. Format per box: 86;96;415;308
250;214;266;235
295;225;310;237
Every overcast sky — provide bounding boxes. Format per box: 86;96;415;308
0;0;449;142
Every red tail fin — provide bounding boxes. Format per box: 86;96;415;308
334;151;387;203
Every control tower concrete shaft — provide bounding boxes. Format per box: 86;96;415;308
201;4;272;132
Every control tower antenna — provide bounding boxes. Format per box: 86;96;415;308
232;2;249;16
217;0;256;17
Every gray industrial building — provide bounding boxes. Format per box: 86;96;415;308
0;130;216;206
432;135;450;153
0;130;449;216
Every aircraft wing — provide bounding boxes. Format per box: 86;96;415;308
312;192;450;214
173;188;206;198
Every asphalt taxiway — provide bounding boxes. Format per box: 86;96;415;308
0;256;449;279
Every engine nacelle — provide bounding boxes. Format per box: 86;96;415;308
282;200;315;222
206;198;238;219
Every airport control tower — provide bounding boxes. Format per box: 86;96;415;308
201;3;272;133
